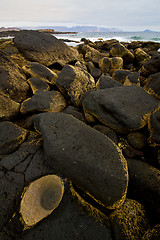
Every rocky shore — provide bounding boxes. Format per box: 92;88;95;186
0;30;160;240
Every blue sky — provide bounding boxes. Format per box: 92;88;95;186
0;0;160;31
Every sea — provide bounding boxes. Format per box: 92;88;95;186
52;31;160;47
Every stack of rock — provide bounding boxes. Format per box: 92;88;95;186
0;30;160;240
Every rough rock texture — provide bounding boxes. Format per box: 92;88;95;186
134;48;150;62
56;64;95;107
14;30;79;66
93;124;118;144
20;90;67;114
34;112;128;209
148;109;160;146
0;92;20;121
0;51;29;102
142;225;160;240
124;72;140;86
99;57;123;74
109;199;149;240
144;73;160;100
112;69;132;84
22;62;58;85
82;85;159;133
63;106;85;122
0;121;28;155
110;43;134;63
127;132;146;150
17;182;113;240
127;159;160;221
27;77;50;94
140;53;160;77
96;74;122;89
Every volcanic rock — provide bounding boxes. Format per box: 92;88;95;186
144;72;160;99
96;74;122;89
28;77;50;94
140;53;160;77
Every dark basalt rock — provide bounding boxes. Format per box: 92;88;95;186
148;109;160;146
62;106;85;122
22;62;58;85
34;112;128;209
127;132;147;150
14;30;79;67
56;64;95;107
112;69;132;84
93;124;118;144
0;51;29;102
127;159;160;221
27;77;50;94
123;72;140;86
109;199;149;240
110;42;134;63
17;182;113;240
91;67;102;80
134;48;150;63
0;92;20;121
142;225;160;240
82;85;159;134
0;121;28;155
140;53;160;77
96;74;122;89
144;72;160;100
20;90;67;114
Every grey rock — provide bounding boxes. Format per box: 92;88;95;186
82;85;159;133
148;109;160;146
93;124;118;144
112;69;132;84
34;112;128;209
0;121;28;155
0;92;20;121
140;53;160;77
63;106;85;122
20;90;67;114
27;77;50;94
22;62;58;85
56;64;95;107
96;74;122;89
144;72;160;100
14;30;79;66
127;132;147;150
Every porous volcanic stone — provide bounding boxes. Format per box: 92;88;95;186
134;48;150;63
109;199;149;240
127;158;160;221
34;112;128;209
28;77;50;94
22;62;58;85
112;69;132;84
96;74;122;89
0;121;28;155
63;106;85;122
110;42;134;63
56;64;95;107
14;30;79;66
93;124;118;144
148;109;160;146
0;51;29;102
140;53;160;77
0;92;20;120
82;85;159;133
127;132;147;150
20;90;67;114
124;72;140;86
142;225;160;240
144;72;160;100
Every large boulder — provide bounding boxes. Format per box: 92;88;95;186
14;30;79;67
144;72;160;100
56;64;95;107
148;108;160;146
22;62;58;85
82;85;159;133
27;77;50;94
99;57;123;74
134;48;150;63
140;53;160;77
0;92;20;121
110;42;134;63
127;158;160;221
34;112;128;209
0;121;28;155
96;74;122;89
112;69;132;84
0;51;29;102
20;90;67;114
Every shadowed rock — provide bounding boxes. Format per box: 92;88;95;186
27;77;50;94
34;112;128;209
144;72;160;100
20;90;67;114
148;108;160;146
20;175;64;227
82;85;159;133
142;225;160;240
14;30;79;66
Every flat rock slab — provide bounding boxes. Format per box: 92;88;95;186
34;112;128;209
20;90;67;114
56;64;95;107
0;121;28;155
127;159;160;221
22;62;58;85
14;30;79;66
27;77;50;94
82;85;159;133
0;92;20;121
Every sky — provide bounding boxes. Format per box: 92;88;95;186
0;0;160;31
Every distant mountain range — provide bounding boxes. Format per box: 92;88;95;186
35;26;123;33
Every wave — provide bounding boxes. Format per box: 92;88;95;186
130;36;143;40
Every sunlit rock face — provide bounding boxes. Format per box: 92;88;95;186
20;175;64;227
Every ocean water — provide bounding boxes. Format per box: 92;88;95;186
53;31;160;47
